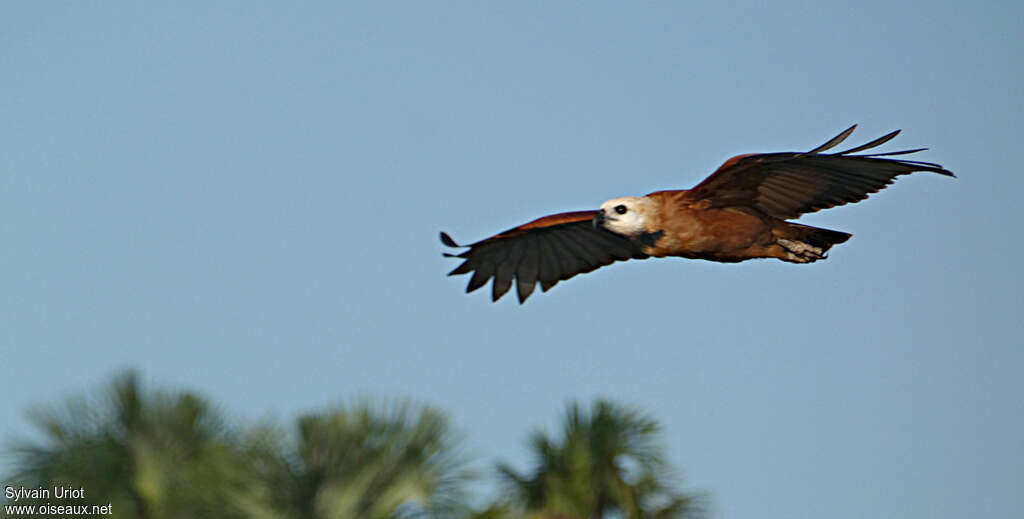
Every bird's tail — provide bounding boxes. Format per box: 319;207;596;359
789;223;851;249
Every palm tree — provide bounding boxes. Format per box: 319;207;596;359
252;399;472;519
496;400;700;519
4;370;270;518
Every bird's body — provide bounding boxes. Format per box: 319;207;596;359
600;191;850;264
442;126;954;302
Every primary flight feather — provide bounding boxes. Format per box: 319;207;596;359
441;125;955;303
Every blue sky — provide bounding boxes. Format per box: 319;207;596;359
1;2;1021;517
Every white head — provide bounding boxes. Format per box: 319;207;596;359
596;196;657;236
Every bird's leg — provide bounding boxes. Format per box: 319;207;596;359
776;239;826;263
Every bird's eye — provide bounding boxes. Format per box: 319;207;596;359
614;204;628;215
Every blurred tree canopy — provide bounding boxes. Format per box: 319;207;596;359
4;371;263;518
496;401;699;519
2;371;701;519
249;401;471;518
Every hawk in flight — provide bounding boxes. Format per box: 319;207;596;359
441;126;954;303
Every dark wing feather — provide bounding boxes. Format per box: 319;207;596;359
688;125;955;219
441;211;648;303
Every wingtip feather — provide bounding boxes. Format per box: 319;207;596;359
440;232;462;248
807;124;858;154
836;129;901;155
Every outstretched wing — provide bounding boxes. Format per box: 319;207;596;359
688;125;955;219
441;211;649;303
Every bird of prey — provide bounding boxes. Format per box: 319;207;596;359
441;125;954;303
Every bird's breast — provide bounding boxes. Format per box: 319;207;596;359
644;206;772;257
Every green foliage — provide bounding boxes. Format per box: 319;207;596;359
2;373;703;519
251;400;472;519
4;371;267;518
497;400;701;519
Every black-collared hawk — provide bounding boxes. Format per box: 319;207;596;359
441;126;955;303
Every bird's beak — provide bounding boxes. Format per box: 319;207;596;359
593;210;605;229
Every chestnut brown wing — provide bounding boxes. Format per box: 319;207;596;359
688;125;955;219
441;211;649;303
